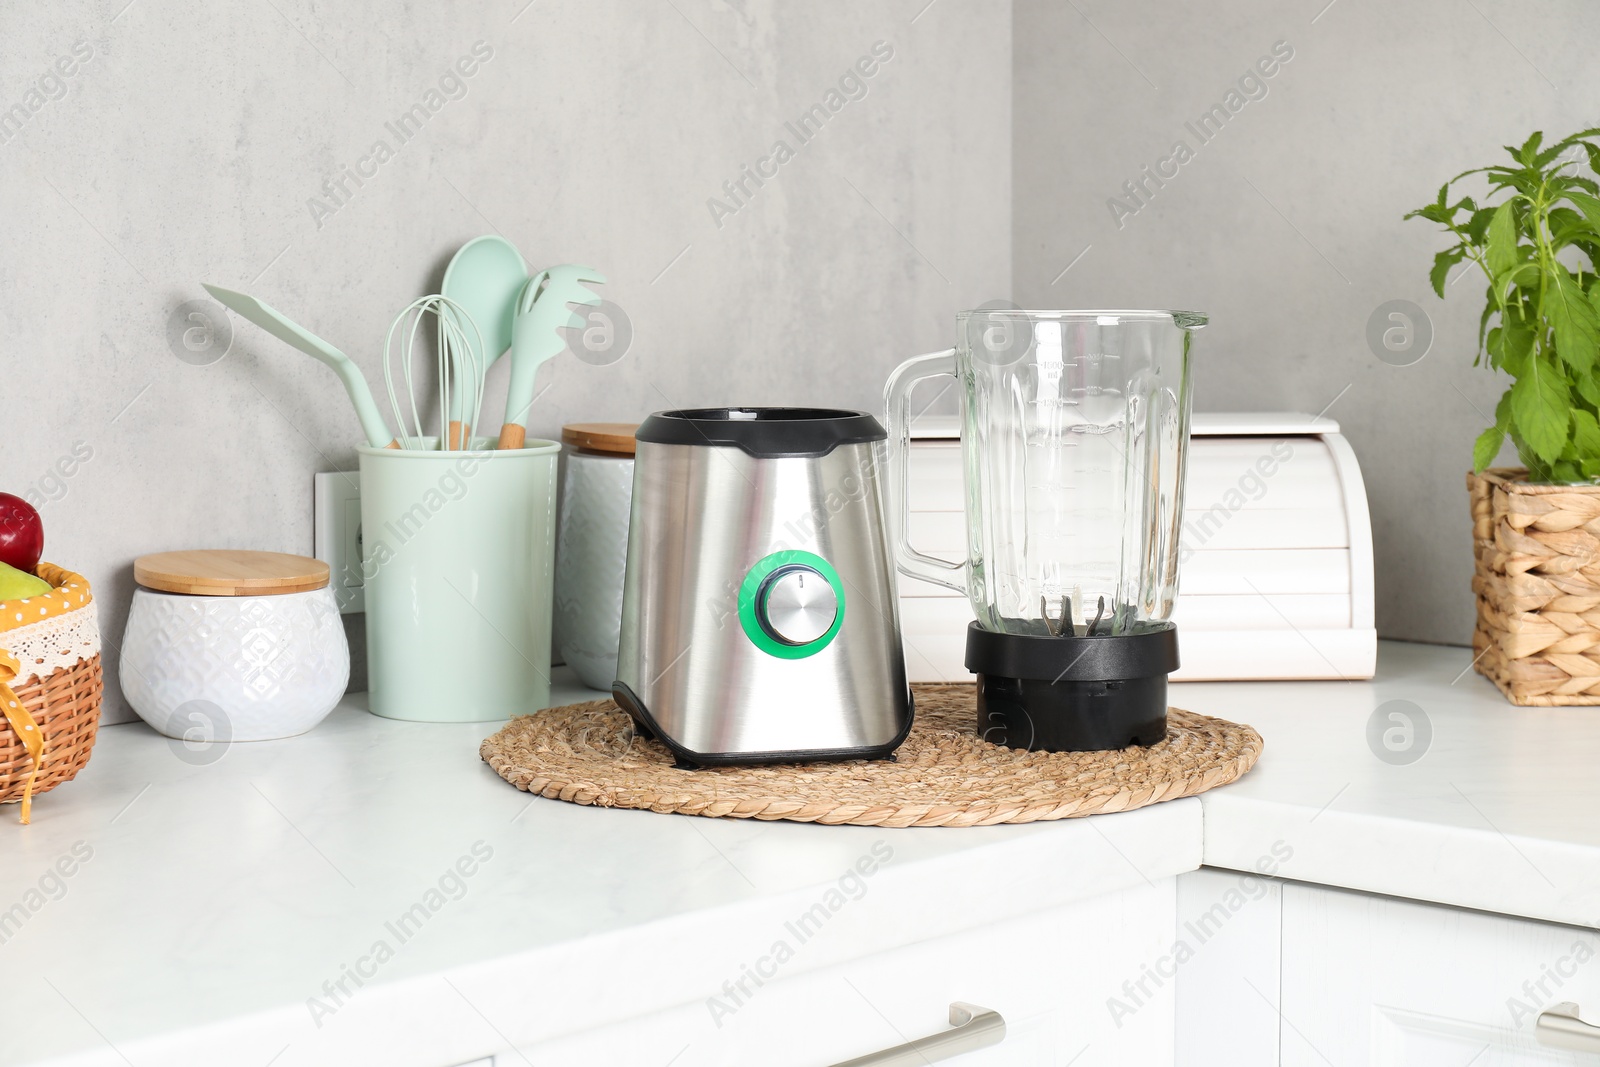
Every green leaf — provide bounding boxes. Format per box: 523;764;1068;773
1551;130;1600;153
1551;458;1584;482
1502;172;1542;198
1430;246;1466;297
1486;202;1520;280
1519;131;1545;164
1577;373;1600;407
1549;206;1589;230
1473;425;1506;472
1406;203;1453;225
1547;268;1600;373
1535;142;1569;169
1549;207;1598;250
1510;364;1572;465
1573;408;1600;459
1565;190;1600;233
1570;238;1600;274
1467;206;1497;243
1494;261;1541;299
1490;306;1537;376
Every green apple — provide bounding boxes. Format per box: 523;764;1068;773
0;560;53;601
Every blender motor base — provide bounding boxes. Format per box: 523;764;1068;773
975;674;1168;752
964;622;1179;753
612;680;916;769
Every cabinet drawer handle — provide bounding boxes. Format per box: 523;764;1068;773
1537;1002;1600;1051
828;1002;1005;1066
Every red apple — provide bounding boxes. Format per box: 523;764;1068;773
0;494;43;575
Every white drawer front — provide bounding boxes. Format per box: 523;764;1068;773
1281;883;1600;1066
519;884;1178;1066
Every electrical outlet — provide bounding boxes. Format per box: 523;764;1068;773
314;472;364;613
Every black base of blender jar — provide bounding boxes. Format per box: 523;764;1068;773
964;622;1180;753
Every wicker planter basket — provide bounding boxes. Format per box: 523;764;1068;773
1469;468;1600;704
0;563;102;822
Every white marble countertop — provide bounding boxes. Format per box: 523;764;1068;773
0;674;1199;1067
4;640;1597;1066
1173;639;1600;931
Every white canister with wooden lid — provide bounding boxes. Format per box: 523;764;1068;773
120;550;350;743
554;424;636;691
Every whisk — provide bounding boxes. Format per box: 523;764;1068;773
382;295;486;450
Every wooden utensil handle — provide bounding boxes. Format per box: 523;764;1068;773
496;424;526;450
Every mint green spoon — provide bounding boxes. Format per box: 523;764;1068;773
440;236;527;449
203;283;396;448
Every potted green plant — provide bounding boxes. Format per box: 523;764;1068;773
1409;127;1600;705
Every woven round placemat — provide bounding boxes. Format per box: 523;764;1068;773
480;684;1263;827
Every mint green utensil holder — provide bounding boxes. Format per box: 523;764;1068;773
357;439;560;722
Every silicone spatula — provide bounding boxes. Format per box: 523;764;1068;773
203;283;397;449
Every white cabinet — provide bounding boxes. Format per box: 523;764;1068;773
1173;868;1285;1067
1279;883;1600;1065
1177;876;1600;1065
519;882;1178;1066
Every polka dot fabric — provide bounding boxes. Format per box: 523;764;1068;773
0;563;94;632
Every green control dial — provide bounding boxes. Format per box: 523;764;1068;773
737;551;846;659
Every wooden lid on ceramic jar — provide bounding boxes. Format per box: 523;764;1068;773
133;550;330;596
561;423;638;456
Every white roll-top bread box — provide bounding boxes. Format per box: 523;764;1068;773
897;412;1377;682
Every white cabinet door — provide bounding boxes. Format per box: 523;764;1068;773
1280;883;1600;1066
521;880;1178;1067
1174;868;1284;1067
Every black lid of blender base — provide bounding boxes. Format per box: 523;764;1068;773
636;408;886;458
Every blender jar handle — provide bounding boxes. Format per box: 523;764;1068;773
883;348;969;595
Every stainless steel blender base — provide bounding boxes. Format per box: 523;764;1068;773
612;681;916;769
613;409;913;765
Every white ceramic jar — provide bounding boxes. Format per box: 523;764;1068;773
554;424;636;691
120;551;350;742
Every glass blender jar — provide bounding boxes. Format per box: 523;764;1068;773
885;309;1204;750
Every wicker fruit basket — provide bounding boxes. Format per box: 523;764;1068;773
1468;468;1600;704
0;563;102;822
